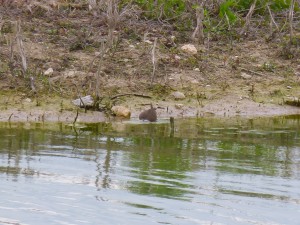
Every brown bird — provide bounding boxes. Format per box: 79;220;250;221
139;104;157;122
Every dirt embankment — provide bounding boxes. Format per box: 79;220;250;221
1;5;300;123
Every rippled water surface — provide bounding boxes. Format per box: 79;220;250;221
0;116;300;225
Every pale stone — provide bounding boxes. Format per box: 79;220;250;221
241;72;252;79
203;112;215;116
64;70;76;78
171;91;186;100
24;98;32;103
111;105;131;118
175;104;184;109
181;44;197;55
174;55;181;60
44;68;53;76
193;68;200;71
144;40;153;44
72;95;94;107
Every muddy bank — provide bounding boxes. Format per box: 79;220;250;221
1;93;299;123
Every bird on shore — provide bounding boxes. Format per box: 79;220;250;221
139;104;157;122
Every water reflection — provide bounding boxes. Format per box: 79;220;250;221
0;116;300;224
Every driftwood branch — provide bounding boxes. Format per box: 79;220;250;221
111;93;152;100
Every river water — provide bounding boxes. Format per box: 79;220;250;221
0;116;299;225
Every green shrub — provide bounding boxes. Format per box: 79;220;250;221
219;0;238;25
134;0;186;19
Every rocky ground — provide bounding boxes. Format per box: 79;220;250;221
1;3;300;123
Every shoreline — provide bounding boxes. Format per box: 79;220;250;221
1;94;299;123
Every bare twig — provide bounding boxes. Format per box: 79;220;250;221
170;117;174;137
0;15;3;31
289;0;296;44
30;76;37;93
16;20;27;76
267;4;279;32
95;41;107;99
111;93;152;100
150;38;158;84
192;1;205;44
224;11;233;47
107;0;120;47
8;36;16;76
240;0;257;35
73;109;79;125
8;113;13;122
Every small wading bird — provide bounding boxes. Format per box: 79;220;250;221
139;104;157;122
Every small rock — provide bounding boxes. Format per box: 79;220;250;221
287;86;292;89
241;72;252;79
190;79;199;84
181;44;197;55
44;68;53;76
175;104;184;109
203;112;215;116
64;70;76;78
171;91;186;100
194;68;200;71
111;105;131;118
144;40;153;44
72;95;94;107
174;55;181;60
24;98;32;103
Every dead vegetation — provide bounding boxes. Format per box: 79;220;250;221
0;0;300;117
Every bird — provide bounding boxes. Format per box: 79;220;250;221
139;104;157;122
